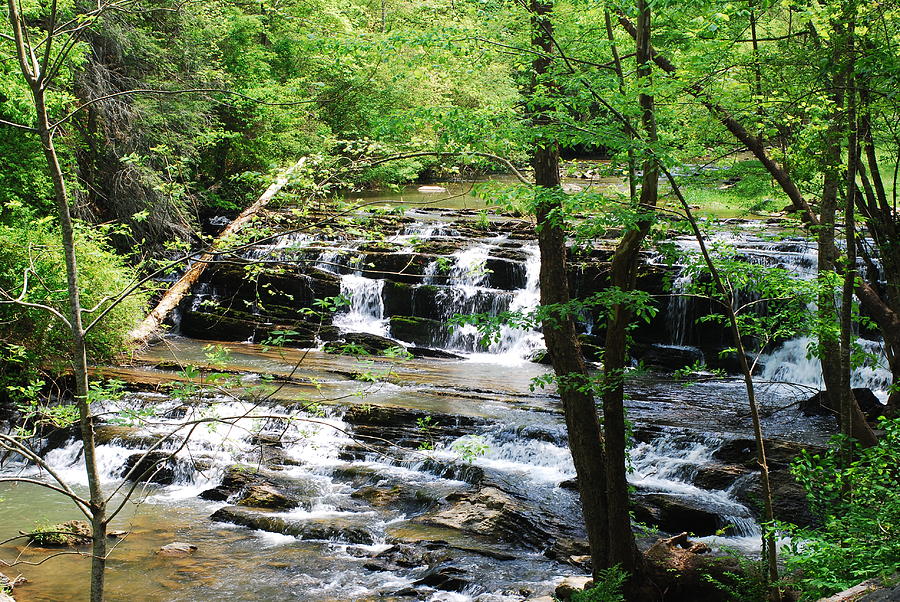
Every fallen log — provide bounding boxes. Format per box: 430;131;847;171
129;157;307;344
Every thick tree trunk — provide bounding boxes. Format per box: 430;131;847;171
529;0;610;577
130;157;307;344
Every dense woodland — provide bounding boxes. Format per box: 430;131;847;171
1;0;899;601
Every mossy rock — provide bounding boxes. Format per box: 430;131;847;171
26;520;92;547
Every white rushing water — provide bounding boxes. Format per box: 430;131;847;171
333;273;388;336
760;335;892;401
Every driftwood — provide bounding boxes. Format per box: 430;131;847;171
129;158;307;344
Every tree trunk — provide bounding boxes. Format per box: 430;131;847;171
130;157;307;344
529;0;610;577
600;0;654;575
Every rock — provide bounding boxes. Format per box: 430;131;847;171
352;485;439;515
641;344;705;371
121;451;193;485
157;542;198;557
712;438;817;468
323;332;405;356
25;520;92;547
389;315;451;348
418;185;448;193
801;387;885;421
732;468;817;527
413;486;583;557
633;493;722;536
858;583;900;601
412;563;472;592
199;465;322;508
93;425;162;448
210;506;374;544
237;484;299;510
373;543;448;569
407;347;464;360
554;576;593;600
693;464;747;490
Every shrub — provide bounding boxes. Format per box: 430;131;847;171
0;218;148;379
783;417;900;599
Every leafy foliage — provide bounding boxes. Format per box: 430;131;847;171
783;418;900;599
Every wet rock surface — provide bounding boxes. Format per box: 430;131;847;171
210;506;376;544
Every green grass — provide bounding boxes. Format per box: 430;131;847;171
663;160;790;219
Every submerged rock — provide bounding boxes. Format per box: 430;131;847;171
157;542;198;557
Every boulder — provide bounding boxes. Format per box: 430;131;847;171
210;506;374;544
641;344;705;371
692;464;747;491
389;315;450;348
237;484;300;510
633;493;722;537
413;486;583;558
412;563;472;593
801;387;885;421
93;425;162;448
732;468;817;527
157;542;198;557
120;451;189;485
199;465;322;508
407;347;464;360
351;485;439;515
554;576;593;600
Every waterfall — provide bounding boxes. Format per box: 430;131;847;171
759;335;892;401
667;274;693;346
435;427;760;540
20;396;351;502
333;274;387;336
434;243;544;361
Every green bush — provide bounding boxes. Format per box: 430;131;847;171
783;417;900;599
0;218;149;376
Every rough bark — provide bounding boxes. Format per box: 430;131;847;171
130;157;307;344
529;0;610;577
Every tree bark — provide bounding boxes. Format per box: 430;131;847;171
529;0;610;577
7;1;108;598
129;157;307;344
600;0;654;575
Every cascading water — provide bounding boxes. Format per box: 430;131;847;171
333;274;388;336
424;242;544;361
760;335;892;401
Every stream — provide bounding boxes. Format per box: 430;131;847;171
1;183;891;601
